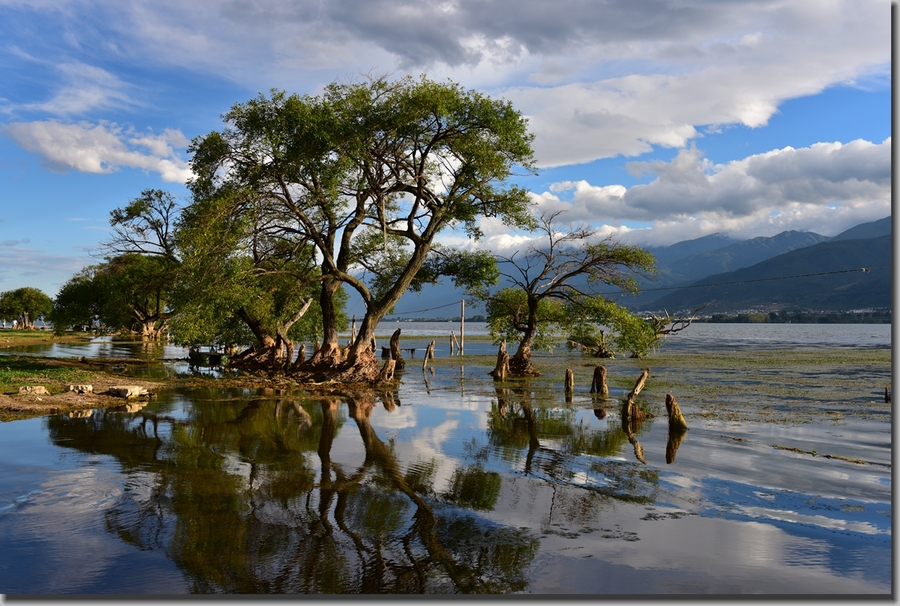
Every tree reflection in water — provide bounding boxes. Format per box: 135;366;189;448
45;388;542;593
43;382;662;594
488;386;659;504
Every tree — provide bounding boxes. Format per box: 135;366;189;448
51;254;173;339
188;75;536;382
50;266;106;333
478;212;656;376
171;183;343;369
0;287;53;329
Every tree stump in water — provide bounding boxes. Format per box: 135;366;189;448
665;394;688;431
389;328;405;370
378;359;396;382
564;369;575;402
489;342;509;381
623;368;650;424
422;340;436;371
590;365;608;396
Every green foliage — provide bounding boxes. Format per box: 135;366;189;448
568;298;661;358
50;267;104;332
187;75;536;353
486;287;568;350
477;213;657;366
0;287;53;326
171;182;342;347
50;254;174;337
107;189;180;259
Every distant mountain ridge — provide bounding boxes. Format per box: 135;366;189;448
372;216;891;317
640;220;891;313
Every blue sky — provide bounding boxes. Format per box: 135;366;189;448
0;0;892;298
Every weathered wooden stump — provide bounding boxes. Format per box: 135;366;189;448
65;384;93;394
378;359;396;382
293;343;306;369
564;369;575;402
665;394;688;431
622;368;650;424
422;340;436;371
18;385;49;395
489;342;509;381
389;328;405;370
885;386;891;403
590;365;608;396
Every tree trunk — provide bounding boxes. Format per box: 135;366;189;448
231;307;283;368
564;369;575;402
590;365;608;396
309;278;343;367
389;328;405;370
622;368;650;431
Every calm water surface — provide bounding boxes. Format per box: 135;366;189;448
0;324;891;595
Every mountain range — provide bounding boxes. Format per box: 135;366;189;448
361;216;891;318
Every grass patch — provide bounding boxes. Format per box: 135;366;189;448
0;355;101;394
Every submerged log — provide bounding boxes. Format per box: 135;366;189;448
564;368;575;402
665;394;688;431
590;365;608;396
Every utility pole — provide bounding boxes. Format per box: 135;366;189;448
460;299;465;356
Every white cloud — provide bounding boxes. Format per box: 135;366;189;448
26;62;139;116
6;1;887;167
3;120;192;183
531;138;891;245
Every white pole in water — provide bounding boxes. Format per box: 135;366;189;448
460;300;465;356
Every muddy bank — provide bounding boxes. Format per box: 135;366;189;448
0;377;164;421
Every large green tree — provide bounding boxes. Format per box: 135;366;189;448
188;75;536;381
0;287;53;329
172;188;344;367
478;212;656;376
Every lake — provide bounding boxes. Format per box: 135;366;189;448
0;323;891;595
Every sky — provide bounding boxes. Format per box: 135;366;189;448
0;0;893;299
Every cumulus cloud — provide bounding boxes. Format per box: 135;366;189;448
529;138;891;245
3;120;191;182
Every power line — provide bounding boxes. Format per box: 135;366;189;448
389;300;463;316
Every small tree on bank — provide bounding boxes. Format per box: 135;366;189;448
0;287;53;329
478;212;656;376
51;254;173;339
